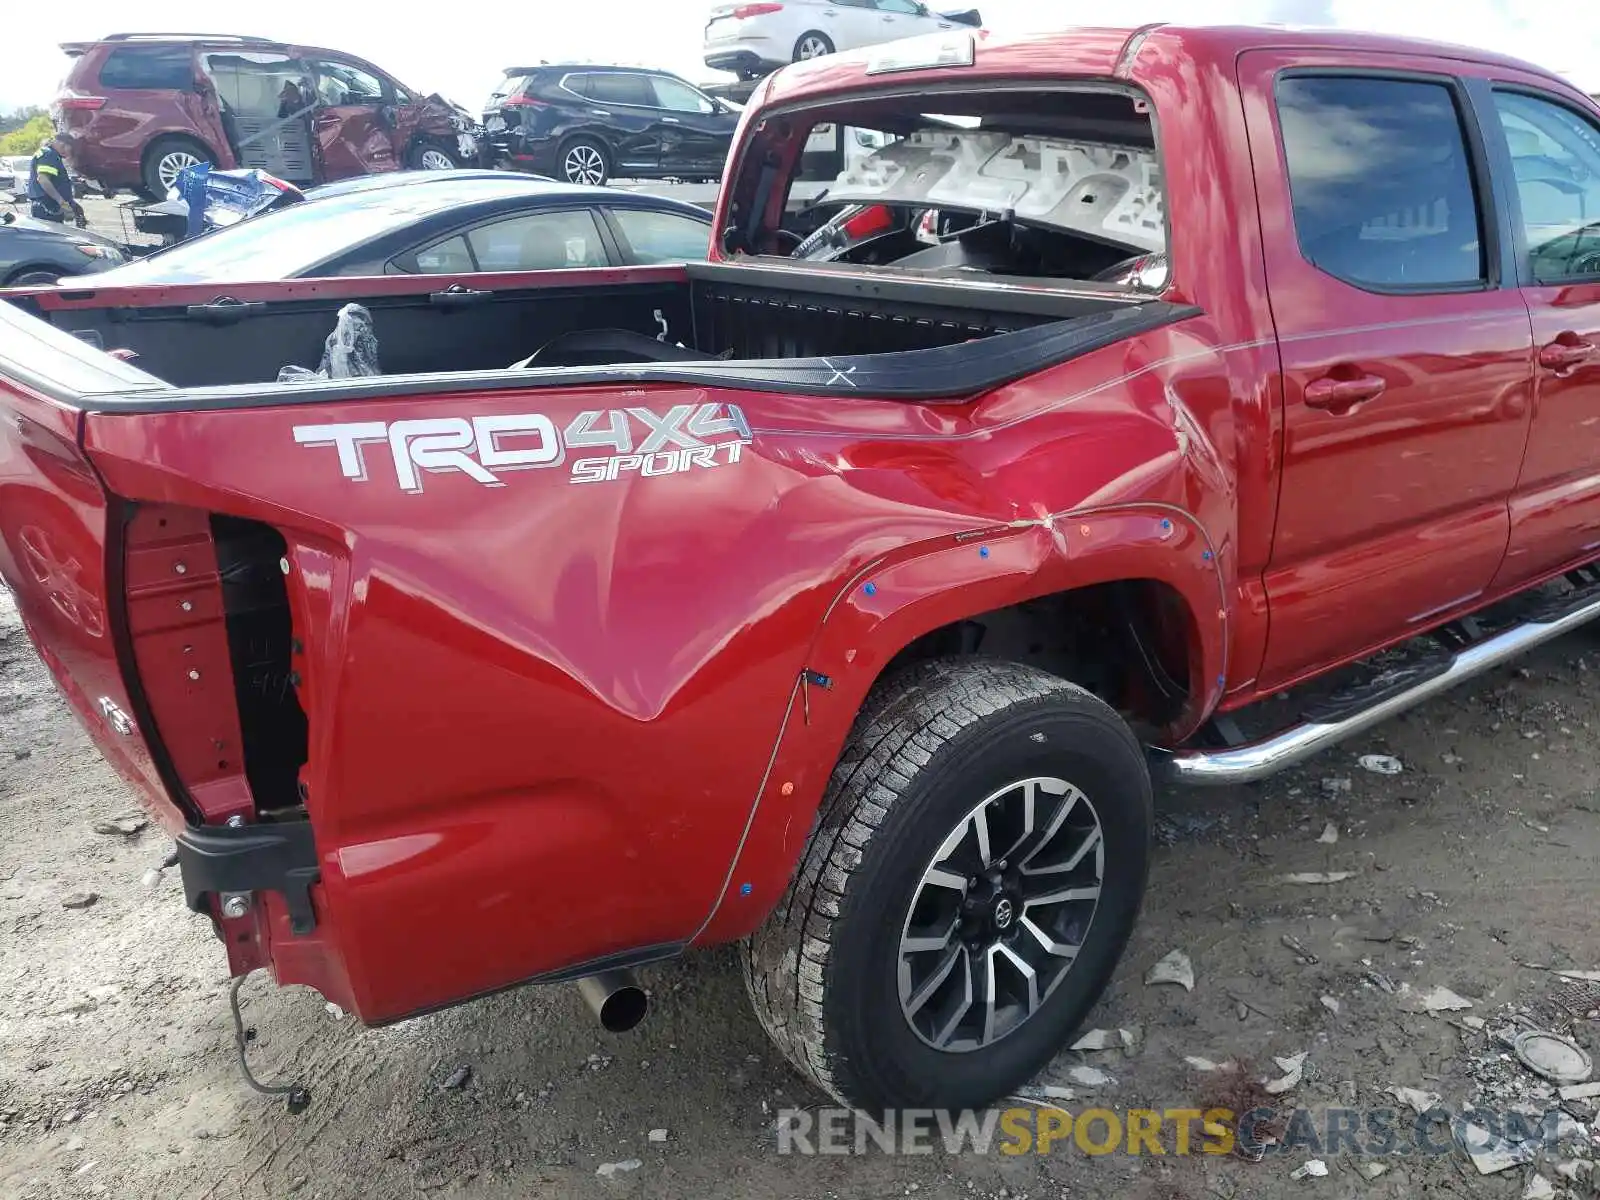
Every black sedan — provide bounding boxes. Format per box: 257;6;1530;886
85;174;713;285
0;211;128;287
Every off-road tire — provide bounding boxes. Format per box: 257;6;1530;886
741;657;1153;1112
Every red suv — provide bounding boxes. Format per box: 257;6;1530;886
54;33;481;198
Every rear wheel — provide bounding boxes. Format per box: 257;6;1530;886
141;136;211;199
560;138;610;186
793;31;836;62
408;141;463;171
742;658;1153;1111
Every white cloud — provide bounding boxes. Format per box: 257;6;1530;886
1;1;1591;115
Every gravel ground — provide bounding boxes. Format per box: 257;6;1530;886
2;578;1598;1200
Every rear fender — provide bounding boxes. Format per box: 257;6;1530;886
692;503;1225;945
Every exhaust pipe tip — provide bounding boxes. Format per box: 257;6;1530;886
576;970;648;1033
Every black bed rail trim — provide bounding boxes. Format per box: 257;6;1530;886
76;301;1201;413
684;259;1151;320
177;819;320;935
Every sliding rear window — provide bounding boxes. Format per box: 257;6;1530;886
735;85;1167;288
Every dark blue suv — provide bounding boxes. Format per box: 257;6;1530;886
482;66;741;186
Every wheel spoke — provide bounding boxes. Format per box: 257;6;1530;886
930;948;974;1047
904;943;964;1019
994;779;1037;864
1019;913;1083;960
995;942;1040;1017
980;944;1002;1044
923;866;969;895
1022;883;1102;907
901;913;958;955
1021;823;1102;878
972;806;993;869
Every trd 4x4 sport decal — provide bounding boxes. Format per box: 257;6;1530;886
293;402;752;494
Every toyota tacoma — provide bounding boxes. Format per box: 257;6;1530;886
3;24;1599;1112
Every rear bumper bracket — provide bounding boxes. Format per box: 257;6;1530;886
176;820;321;935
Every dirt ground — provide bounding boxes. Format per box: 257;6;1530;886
2;579;1598;1200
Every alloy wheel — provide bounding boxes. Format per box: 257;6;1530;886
419;148;456;171
157;149;201;191
898;776;1105;1052
563;145;605;185
798;36;831;60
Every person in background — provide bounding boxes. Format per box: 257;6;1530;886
29;132;87;227
278;79;306;119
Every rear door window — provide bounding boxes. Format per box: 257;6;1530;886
407;236;475;274
1491;91;1600;282
1276;75;1486;290
467;210;612;271
650;77;715;114
586;73;655;108
99;46;196;90
609;208;711;263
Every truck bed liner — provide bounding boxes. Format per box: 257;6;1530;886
5;262;1192;409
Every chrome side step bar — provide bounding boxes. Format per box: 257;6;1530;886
1158;591;1600;787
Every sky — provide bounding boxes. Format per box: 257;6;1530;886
3;0;1596;115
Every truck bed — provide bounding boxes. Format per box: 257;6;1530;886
9;262;1189;402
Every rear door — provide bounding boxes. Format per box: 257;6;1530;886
577;72;661;175
304;56;401;179
1475;83;1600;588
1241;53;1536;689
648;76;733;177
827;0;891;52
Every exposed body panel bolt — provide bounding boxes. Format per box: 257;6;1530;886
221;893;251;919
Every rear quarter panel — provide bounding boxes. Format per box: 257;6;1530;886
79;308;1250;1021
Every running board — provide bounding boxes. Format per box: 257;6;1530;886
1157;590;1600;787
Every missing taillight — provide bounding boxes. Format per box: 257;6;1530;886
212;516;308;813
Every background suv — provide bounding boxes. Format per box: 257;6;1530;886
483;66;740;186
703;1;982;79
54;33;479;198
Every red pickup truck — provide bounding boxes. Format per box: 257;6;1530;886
4;24;1600;1113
